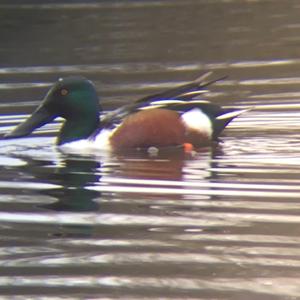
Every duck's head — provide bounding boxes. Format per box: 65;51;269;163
4;76;101;145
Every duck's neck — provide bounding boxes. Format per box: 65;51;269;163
57;116;100;146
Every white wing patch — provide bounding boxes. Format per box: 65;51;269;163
139;99;212;111
180;108;213;138
176;90;208;98
148;99;211;106
149;99;185;105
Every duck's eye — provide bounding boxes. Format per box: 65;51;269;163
60;88;69;96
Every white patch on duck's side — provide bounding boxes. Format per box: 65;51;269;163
180;108;213;138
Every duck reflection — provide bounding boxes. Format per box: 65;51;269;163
40;157;101;212
112;147;188;181
18;145;220;212
8;143;224;238
9;154;102;237
114;146;217;182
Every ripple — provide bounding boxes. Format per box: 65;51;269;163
90;184;300;198
174;233;300;245
0;212;243;228
0;275;299;298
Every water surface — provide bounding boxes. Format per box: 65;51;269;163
1;1;300;299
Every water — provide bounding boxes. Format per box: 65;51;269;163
1;0;300;299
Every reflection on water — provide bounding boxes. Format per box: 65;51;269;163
2;0;300;299
40;158;101;213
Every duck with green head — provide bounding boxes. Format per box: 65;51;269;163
4;74;249;151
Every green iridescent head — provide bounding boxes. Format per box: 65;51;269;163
5;76;101;145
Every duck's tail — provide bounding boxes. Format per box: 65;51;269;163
213;107;252;139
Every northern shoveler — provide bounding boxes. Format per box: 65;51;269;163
3;73;248;152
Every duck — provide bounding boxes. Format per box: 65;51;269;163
3;72;249;152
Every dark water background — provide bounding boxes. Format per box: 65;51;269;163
1;0;300;299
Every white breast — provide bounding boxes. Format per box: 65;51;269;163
59;129;114;153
